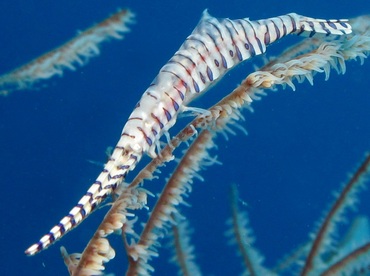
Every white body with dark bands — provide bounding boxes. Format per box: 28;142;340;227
25;11;351;256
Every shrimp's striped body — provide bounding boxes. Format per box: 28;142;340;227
25;11;351;255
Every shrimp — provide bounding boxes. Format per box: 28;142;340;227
25;11;351;255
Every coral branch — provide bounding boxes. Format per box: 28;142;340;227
63;184;148;275
322;242;370;275
301;153;370;275
169;214;201;276
226;184;274;276
126;130;216;275
0;9;134;96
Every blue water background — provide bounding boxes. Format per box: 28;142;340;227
0;0;369;275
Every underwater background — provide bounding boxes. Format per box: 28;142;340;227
0;0;369;275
